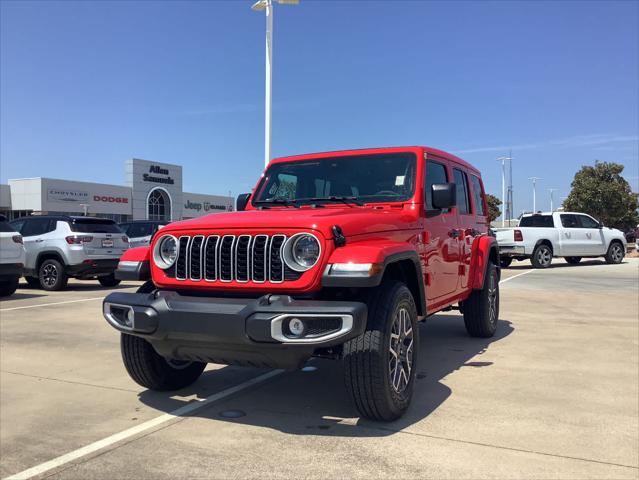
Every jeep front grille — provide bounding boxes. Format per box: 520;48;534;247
170;234;302;283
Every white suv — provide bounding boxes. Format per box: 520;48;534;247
0;215;26;297
10;216;129;291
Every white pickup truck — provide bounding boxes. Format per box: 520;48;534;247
496;211;627;268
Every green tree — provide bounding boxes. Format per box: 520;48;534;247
485;194;502;224
563;161;638;230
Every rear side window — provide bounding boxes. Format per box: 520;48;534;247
560;214;579;228
453;168;470;215
425;161;449;211
9;219;25;233
469;175;485;216
70;219;121;233
519;215;554;228
0;220;16;232
21;218;54;237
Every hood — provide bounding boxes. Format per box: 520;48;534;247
165;204;421;239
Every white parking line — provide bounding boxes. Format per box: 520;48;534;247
3;369;284;480
0;297;104;312
500;269;535;284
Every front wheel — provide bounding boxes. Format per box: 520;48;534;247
98;274;121;287
463;262;499;338
343;281;419;421
565;256;581;265
120;334;206;391
605;242;624;264
531;244;553;269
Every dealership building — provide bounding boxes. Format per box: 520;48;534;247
0;158;233;223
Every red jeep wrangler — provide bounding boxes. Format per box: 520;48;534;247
104;146;499;421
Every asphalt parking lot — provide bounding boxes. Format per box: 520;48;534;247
1;259;637;479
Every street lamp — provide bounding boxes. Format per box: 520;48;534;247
251;0;299;168
528;177;542;213
497;156;512;227
548;188;558;212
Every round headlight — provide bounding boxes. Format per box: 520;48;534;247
154;235;177;269
283;233;321;272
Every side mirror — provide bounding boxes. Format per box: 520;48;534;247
432;183;456;210
236;193;251;212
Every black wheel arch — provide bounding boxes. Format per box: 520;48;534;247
36;251;66;271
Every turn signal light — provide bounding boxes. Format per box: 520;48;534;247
65;235;93;244
514;230;524;242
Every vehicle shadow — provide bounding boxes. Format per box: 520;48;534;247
19;282;140;292
0;292;47;302
137;314;514;437
505;259;614;270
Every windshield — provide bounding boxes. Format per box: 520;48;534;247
253;153;417;206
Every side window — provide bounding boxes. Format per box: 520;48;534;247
578;215;599;229
425;161;449;211
267;173;297;200
469;175;485;216
9;219;25;234
21;218;52;237
560;214;579;228
453;168;470;215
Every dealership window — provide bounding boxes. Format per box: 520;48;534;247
148;189;171;221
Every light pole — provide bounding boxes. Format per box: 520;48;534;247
548;188;558;212
251;0;299;168
497;156;512;227
528;177;542;212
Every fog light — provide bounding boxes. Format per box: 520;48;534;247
126;308;135;328
288;318;305;337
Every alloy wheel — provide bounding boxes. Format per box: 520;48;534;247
487;270;498;326
537;247;552;266
389;307;414;393
611;244;624;263
42;264;58;287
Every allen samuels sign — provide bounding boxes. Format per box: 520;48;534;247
143;165;175;185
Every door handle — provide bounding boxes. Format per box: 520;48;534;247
35;239;44;243
448;229;460;239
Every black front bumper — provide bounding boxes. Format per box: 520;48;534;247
67;259;119;278
103;291;367;370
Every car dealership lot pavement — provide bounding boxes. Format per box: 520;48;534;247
1;260;638;479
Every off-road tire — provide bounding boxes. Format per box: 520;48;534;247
463;262;499;338
499;257;513;268
98;274;121;287
531;244;553;269
120;333;206;391
343;280;419;421
25;276;41;288
0;277;19;297
565;256;582;265
39;259;68;291
605;241;624;264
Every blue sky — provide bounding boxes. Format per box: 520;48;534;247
1;0;637;215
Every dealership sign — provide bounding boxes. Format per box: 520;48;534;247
47;189;89;203
143;165;175;185
184;200;230;212
93;195;129;204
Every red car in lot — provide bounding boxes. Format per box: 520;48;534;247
104;146;499;421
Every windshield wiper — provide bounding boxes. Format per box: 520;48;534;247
304;196;364;206
253;199;299;208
